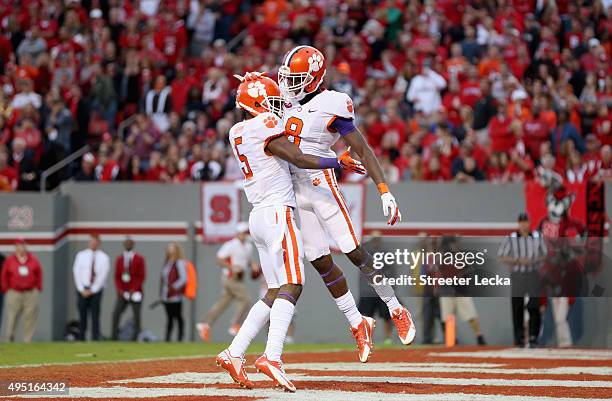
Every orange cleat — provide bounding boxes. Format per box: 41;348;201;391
196;323;210;342
350;316;375;363
391;306;416;345
254;354;296;392
215;349;253;389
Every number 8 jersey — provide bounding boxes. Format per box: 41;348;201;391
282;89;355;179
229;112;297;209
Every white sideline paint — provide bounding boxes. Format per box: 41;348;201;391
112;372;612;388
284;362;612;376
13;386;612;401
429;348;612;361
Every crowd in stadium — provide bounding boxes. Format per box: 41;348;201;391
0;0;610;191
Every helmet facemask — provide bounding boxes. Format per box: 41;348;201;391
278;65;314;101
263;93;284;118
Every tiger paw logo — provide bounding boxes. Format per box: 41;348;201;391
346;99;353;113
263;116;278;128
247;81;266;98
308;53;324;72
312;178;321;186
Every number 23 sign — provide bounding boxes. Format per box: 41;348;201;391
201;182;241;243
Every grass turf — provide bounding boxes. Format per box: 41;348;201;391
0;341;409;367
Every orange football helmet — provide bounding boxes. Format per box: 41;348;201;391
235;75;283;117
278;45;326;101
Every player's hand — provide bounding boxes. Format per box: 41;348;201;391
338;147;366;175
244;71;266;81
381;192;402;225
233;71;265;82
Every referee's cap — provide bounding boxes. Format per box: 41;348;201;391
517;212;529;221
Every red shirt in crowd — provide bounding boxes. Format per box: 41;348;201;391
171;72;198;116
0;165;18;191
523;116;550;159
1;252;42;292
594;115;611;146
459;80;482;108
489;115;515;154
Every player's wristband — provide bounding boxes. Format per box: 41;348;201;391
319;157;341;169
377;183;389;195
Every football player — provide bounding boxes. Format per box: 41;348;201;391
215;74;364;391
249;45;416;362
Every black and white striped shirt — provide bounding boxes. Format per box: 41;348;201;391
498;231;547;273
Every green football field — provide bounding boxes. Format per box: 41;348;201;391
0;341;408;367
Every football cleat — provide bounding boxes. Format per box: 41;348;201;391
391;306;416;345
196;323;210;342
255;354;296;392
215;349;253;389
350;316;375;363
228;324;241;336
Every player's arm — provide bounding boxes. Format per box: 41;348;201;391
266;134;365;174
341;123;402;225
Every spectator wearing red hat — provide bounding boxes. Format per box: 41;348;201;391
1;239;42;342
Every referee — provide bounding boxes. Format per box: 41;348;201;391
498;213;547;348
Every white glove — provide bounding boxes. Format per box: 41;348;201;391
381;192;402;225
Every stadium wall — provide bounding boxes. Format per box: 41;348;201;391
0;182;610;346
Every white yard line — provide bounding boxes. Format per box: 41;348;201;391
285;362;612;376
12;386;612;401
429;348;612;361
112;372;612;388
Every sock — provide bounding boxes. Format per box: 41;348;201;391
334;290;363;329
379;292;401;313
228;300;271;357
358;255;402;314
358;258;401;313
265;298;295;361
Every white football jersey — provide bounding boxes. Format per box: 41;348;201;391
229;112;297;209
282;90;355;179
